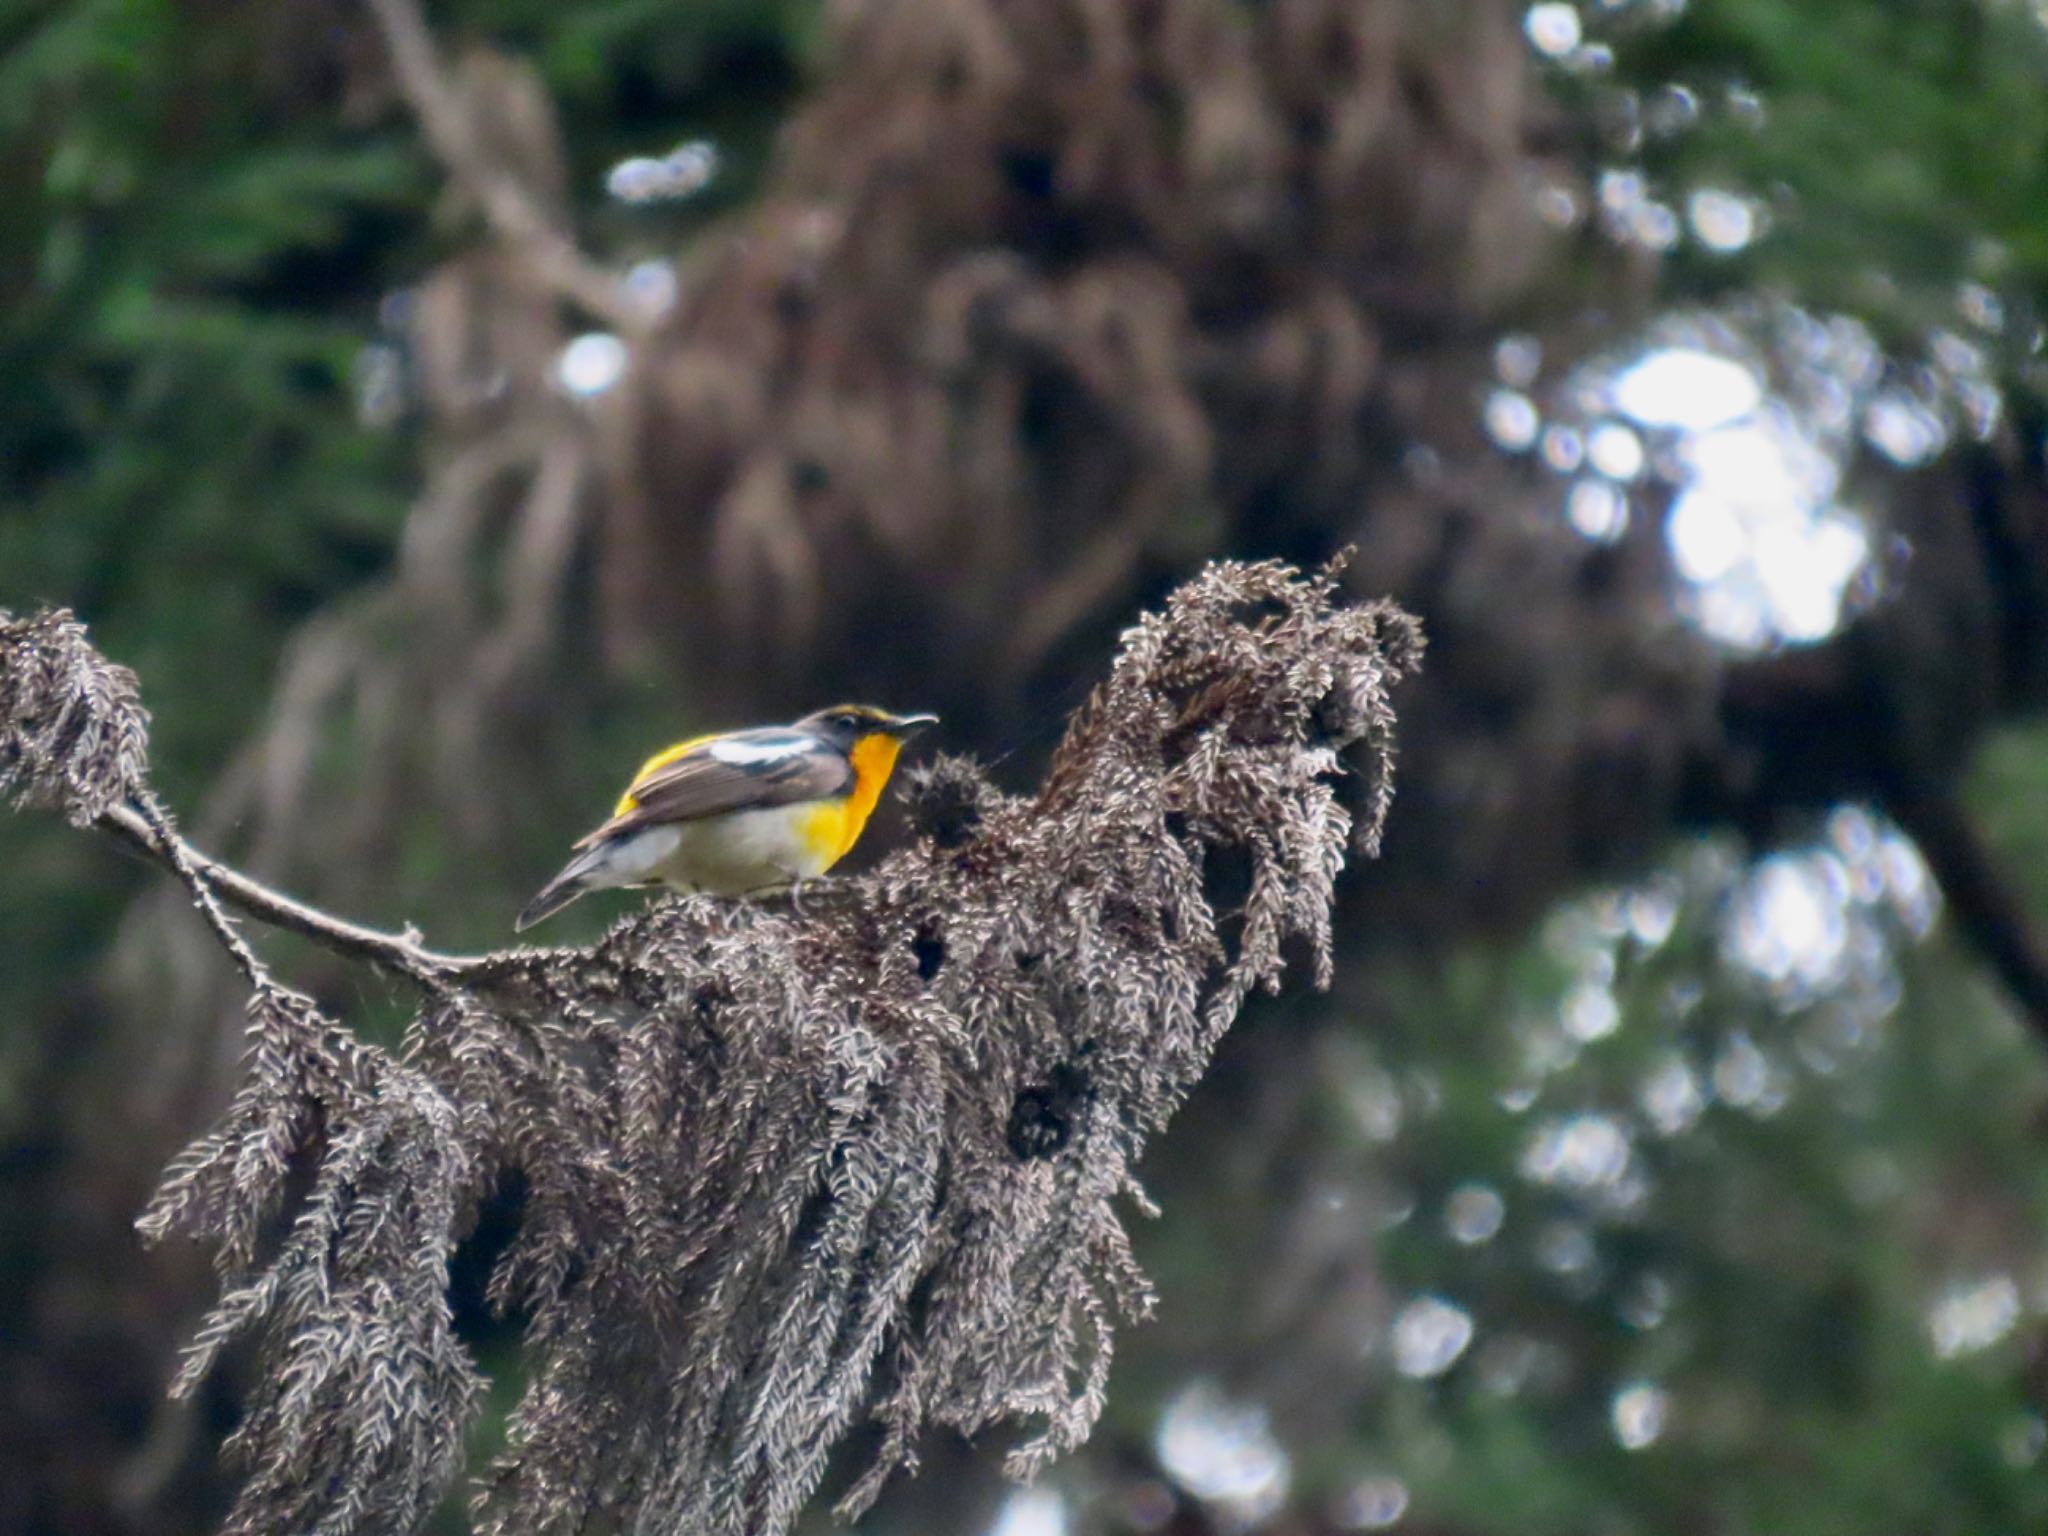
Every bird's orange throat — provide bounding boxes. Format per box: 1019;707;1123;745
838;732;904;856
798;733;905;870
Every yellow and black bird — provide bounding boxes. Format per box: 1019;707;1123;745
514;704;938;931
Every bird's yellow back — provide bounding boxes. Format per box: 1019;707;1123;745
613;733;717;816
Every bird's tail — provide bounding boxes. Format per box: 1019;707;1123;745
515;849;605;932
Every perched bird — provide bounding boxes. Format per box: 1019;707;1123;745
515;704;938;931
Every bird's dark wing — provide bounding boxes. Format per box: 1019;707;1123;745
574;729;851;847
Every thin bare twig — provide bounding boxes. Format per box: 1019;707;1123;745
363;0;646;333
97;799;498;988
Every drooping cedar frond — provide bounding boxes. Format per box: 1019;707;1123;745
0;608;151;827
144;998;481;1536
5;559;1420;1536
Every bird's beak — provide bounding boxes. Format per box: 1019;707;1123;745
889;712;940;736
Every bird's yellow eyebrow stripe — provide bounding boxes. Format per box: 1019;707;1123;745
615;732;716;815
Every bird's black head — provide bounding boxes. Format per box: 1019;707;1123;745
796;704;940;752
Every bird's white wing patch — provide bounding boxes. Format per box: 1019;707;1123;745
707;733;812;765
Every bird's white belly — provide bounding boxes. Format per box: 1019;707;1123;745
603;805;835;896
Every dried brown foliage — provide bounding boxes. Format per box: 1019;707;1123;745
0;608;151;828
596;0;1709;937
612;0;1552;701
2;559;1420;1536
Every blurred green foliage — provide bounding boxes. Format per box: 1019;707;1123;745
1609;0;2048;336
0;0;817;1087
1968;721;2048;919
1341;844;2048;1536
1109;825;2048;1536
3;1;412;792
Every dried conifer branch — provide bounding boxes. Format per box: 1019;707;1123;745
3;562;1422;1536
363;0;645;332
0;608;150;829
96;799;494;988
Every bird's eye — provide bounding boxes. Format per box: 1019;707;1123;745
836;712;861;730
